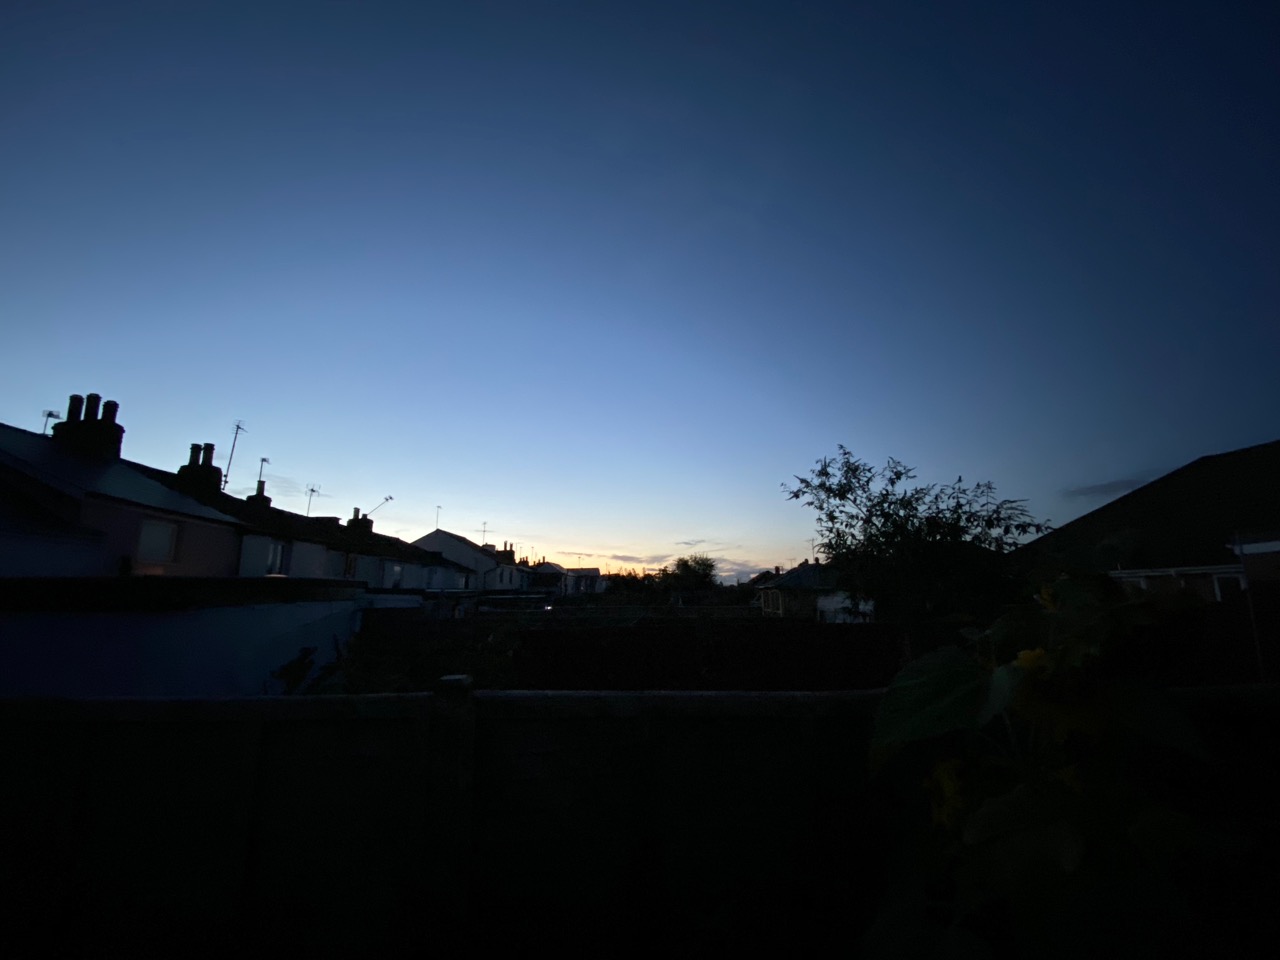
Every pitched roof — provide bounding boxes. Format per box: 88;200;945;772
417;528;487;552
0;421;464;569
767;561;843;591
0;423;241;525
1018;439;1280;572
129;463;465;567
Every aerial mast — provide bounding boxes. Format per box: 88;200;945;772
222;420;245;491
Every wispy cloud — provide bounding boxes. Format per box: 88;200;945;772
675;538;706;547
714;557;774;583
226;472;307;500
263;473;306;498
1062;475;1148;500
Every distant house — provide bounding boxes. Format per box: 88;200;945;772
1016;438;1280;602
565;567;605;595
756;559;872;623
412;531;530;591
530;560;568;594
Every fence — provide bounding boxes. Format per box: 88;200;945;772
4;682;1278;956
0;682;884;955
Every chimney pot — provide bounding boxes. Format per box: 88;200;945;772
84;393;102;421
353;507;361;520
201;443;215;467
188;443;201;466
67;395;84;422
101;400;119;423
256;480;266;496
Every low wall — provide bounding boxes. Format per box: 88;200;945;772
0;578;367;696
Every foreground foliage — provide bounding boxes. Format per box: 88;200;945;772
863;576;1276;957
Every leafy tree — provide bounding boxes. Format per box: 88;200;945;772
660;554;719;591
784;447;1049;624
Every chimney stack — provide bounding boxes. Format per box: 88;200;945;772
347;507;374;534
176;441;223;496
50;391;124;459
246;479;272;511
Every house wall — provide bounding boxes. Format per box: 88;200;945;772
782;591;818;620
816;591;856;623
239;534;284;577
425;565;467;590
416;530;494;587
488;563;530;590
378;559;432;590
288;541;330;578
80;498;239;576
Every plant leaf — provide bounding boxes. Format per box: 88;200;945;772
873;647;987;748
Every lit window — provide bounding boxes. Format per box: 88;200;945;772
137;520;178;563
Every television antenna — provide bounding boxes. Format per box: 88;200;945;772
257;457;270;483
41;409;62;435
222;420;246;491
367;495;393;515
435;505;442;529
305;484;321;516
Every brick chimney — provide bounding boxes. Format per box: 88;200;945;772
346;507;374;535
50;392;125;459
245;479;273;511
176;441;223;496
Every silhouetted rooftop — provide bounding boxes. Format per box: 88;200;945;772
768;561;842;591
0;423;241;525
1018;438;1280;572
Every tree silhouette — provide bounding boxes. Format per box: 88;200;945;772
784;447;1049;624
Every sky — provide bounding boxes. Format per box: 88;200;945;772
2;0;1277;581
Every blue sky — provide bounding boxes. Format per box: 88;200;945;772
3;0;1277;580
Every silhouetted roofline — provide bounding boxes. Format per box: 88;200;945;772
1017;438;1280;571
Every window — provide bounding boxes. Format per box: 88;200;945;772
265;540;285;575
137;519;178;563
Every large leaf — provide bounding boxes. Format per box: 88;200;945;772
874;647;988;748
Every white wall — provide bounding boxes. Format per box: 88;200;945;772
239;534;276;577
